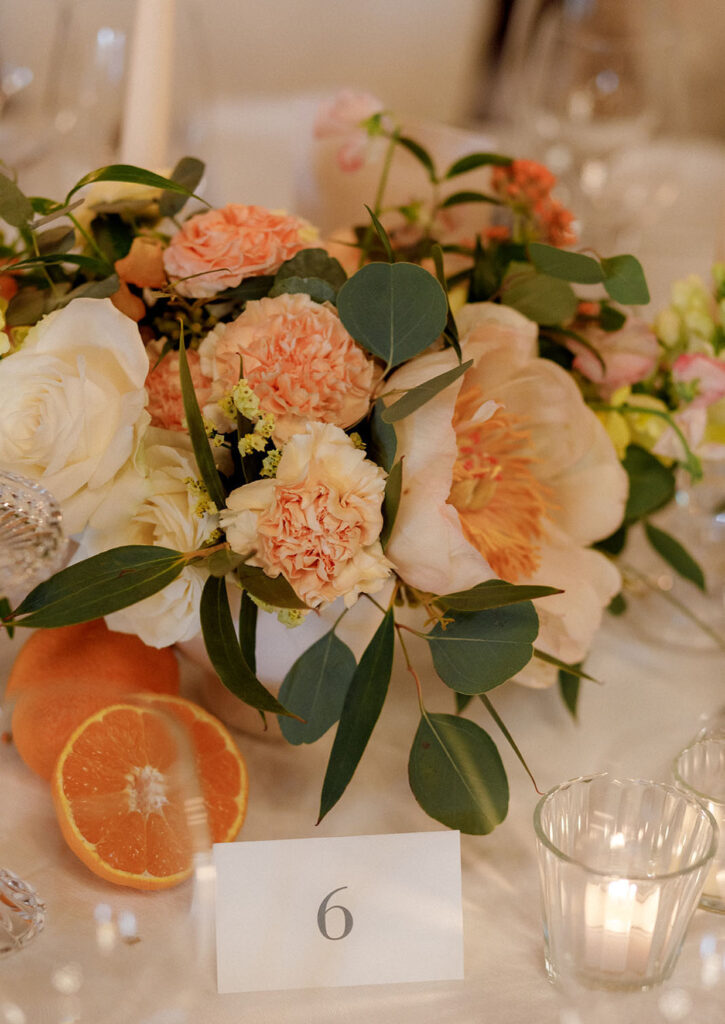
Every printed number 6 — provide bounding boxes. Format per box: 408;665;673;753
317;886;353;940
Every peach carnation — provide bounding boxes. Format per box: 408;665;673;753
163;204;317;299
146;345;213;432
199;293;378;441
220;422;390;608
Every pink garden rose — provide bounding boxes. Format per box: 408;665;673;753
672;352;725;408
569;318;659;398
221;422;390;608
199;293;378;441
314;90;385;173
163;204;316;299
145;346;213;432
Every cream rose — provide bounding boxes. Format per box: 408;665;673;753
199;293;378;441
78;428;218;647
221;422;390;608
385;303;627;670
0;298;149;535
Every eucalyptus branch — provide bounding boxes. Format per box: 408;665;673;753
395;621;424;710
183;540;231;561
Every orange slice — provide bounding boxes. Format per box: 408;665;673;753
52;700;248;890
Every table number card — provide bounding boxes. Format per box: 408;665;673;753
213;831;464;993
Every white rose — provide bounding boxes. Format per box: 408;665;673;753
78;429;218;647
0;298;149;535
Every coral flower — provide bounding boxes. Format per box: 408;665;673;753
163;204;317;298
199;293;378;441
221;422;390;609
145;345;213;432
385;303;627;671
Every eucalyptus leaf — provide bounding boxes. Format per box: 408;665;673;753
528;243;604;284
427;604;539;694
207;275;275;305
0;597;14;638
364;205;394;262
397;136;437;182
608;592;627;615
533;649;599;683
408;713;508;833
601;254;650;305
235;563;307;609
444;152;512;178
31;197;84;227
12;546;184;628
436;579;563;612
238;589;258;674
268;275;337;305
439;190;502;209
380;458;403;551
203;548;244;577
279;630;356;744
5;288;45;326
502;267;578;325
558;668;580;719
455;692;473;714
318;609;395;822
599;303;627;332
274;247;347;289
337;261;447;369
0;172;33;227
623;444;676;523
178;337;226;511
381;360;472;423
35;225;75;256
159;156;205;218
200;575;296;718
8;253;110;275
65;164;209;206
50;274;120;309
369;398;397;472
644;521;706;590
431;243;462;361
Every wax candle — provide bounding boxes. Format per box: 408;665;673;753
119;0;175;167
584;878;660;976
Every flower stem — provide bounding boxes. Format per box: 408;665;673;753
395;622;424;710
358;127;400;268
623;562;725;651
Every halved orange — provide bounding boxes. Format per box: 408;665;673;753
52;699;248;890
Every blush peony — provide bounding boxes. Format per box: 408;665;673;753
0;298;149;535
384;303;628;671
163;204;317;299
198;293;378;441
568;318;660;398
221;422;390;608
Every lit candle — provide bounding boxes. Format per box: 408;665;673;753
119;0;175;168
584;877;660;977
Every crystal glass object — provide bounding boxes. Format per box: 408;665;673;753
0;868;47;954
0;468;66;605
674;729;725;914
534;775;717;991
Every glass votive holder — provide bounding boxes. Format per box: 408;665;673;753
674;728;725;913
534;774;717;991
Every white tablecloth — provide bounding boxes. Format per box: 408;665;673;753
2;614;725;1024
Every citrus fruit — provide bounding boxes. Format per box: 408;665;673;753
52;699;248;890
11;681;136;780
5;620;179;700
133;694;248;845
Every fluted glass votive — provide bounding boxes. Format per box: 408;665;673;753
534;775;717;991
674;729;725;914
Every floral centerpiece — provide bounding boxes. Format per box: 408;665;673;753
0;97;716;836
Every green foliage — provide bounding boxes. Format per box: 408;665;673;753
238;590;258;674
65;164;208;206
408;713;508;833
533;649;599;683
599;303;627;332
268;275;337;305
0;597;14;638
369;398;397;472
607;592;627;615
337;261;448;369
178;336;226;511
51;274;120;308
501;264;578;325
318;609;395;822
380;458;403;551
279;630;357;744
5;288;45;326
644;522;706;590
528;243;604;284
380;360;472;423
430;243;462;360
364;205;395;262
273;247;347;290
159;156;205;218
623;445;676;522
435;579;563;613
558;668;580;719
12;546;184;627
202;549;244;577
235;563;308;609
439;190;502;209
427;604;539;694
0;172;33;227
595;523;628;555
200;576;294;718
397;136;437;182
600;254;650;305
444;152;512;178
35;225;75;256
